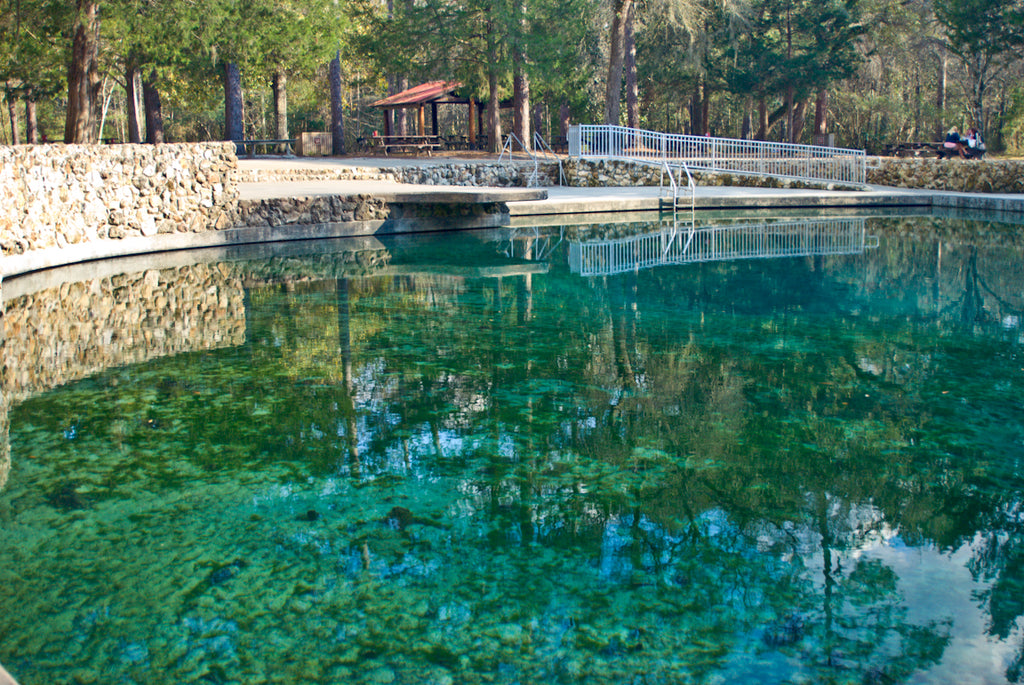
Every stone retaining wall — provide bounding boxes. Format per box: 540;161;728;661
560;159;857;190
236;161;552;187
0;142;238;258
234;165;395;184
239;158;852;190
866;157;1024;193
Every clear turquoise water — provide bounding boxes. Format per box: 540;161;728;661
2;214;1023;684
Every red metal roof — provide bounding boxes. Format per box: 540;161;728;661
371;81;464;108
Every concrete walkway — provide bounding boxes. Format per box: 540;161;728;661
236;156;1024;216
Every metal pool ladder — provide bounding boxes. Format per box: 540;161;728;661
499;133;566;187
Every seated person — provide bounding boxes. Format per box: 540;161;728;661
965;128;986;158
943;127;968;158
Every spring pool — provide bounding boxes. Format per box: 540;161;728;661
1;213;1023;684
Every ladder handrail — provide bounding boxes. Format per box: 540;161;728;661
500;133;541;186
657;159;696;221
533;132;566;186
499;132;566;187
498;132;529;162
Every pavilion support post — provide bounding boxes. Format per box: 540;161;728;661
468;100;477;145
384;109;392;137
417;105;425;135
431;103;439;137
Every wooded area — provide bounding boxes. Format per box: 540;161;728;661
2;0;1023;154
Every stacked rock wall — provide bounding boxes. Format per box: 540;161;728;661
234;165;396;184
393;162;554;186
866;157;1024;193
239;161;555;187
0;142;238;257
562;158;858;190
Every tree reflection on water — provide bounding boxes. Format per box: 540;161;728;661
1;215;1023;683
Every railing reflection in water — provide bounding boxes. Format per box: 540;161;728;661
568;217;878;277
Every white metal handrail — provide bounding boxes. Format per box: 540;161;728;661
501;132;548;185
659;160;696;216
568;217;875;277
500;132;566;186
533;132;566;186
569;124;867;185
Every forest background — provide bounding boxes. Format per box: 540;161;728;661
2;0;1024;155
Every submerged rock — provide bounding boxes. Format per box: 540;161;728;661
382;506;416;530
380;506;445;531
296;509;320;522
46;482;87;511
207;559;247;586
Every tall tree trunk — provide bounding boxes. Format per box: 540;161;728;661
224;62;244;145
25;97;38;143
604;0;632;125
756;97;768;140
64;0;101;143
330;52;345;155
971;56;985;130
814;88;828;141
512;67;530;150
125;61;144;143
935;54;946;141
143;70;164;144
486;22;502;152
512;0;530;151
0;89;8;144
624;2;639;130
273;68;288;151
395;77;408;135
385;76;396;136
385;0;396;138
487;68;501;153
791;98;807;143
690;79;704;136
701;84;710;136
559;101;570;138
913;76;921;140
6;89;19;145
386;0;409;135
785;84;795;143
741;106;752;140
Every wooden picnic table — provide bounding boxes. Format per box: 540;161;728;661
238;139;296;156
370;134;443;156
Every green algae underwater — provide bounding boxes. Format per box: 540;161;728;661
1;213;1023;684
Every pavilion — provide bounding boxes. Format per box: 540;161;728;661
371;81;483;146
